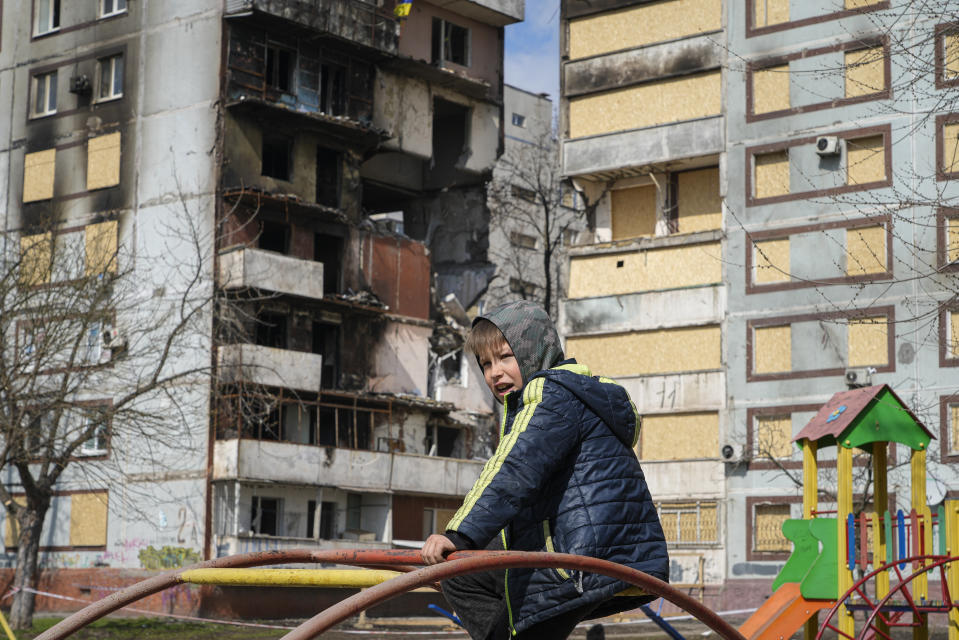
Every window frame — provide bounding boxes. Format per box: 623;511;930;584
31;70;58;118
431;18;471;67
99;0;128;19
656;500;720;547
34;0;61;37
746;497;800;561
511;113;526;127
250;496;282;536
96;54;125;103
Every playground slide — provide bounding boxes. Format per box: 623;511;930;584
739;582;834;640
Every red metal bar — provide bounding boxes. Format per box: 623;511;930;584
860;511;870;571
280;551;746;640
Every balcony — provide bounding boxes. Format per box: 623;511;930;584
213;439;483;496
218;344;324;391
218;247;324;300
225;0;399;54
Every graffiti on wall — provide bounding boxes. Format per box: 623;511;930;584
138;545;202;570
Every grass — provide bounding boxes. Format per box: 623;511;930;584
15;617;288;639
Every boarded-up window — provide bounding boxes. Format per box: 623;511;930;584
943;122;959;174
677;167;721;233
23;149;56;202
568;0;721;59
756;415;793;458
20;233;53;286
754;503;791;552
754;238;790;284
567;327;721;378
950;404;959;455
568;71;721;138
948;218;959;263
846;226;886;275
85;220;119;276
753;65;790;114
70;492;108;547
567;242;722;298
848;317;888;367
847;135;885;185
754;151;789;198
946;33;959;79
949;312;959;358
845;48;885;98
611;185;657;240
754;325;791;374
753;0;788;27
658;501;719;545
3;498;26;547
87;132;121;191
642;413;719;460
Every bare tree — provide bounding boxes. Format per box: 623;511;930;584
486;130;587;317
0;198;219;628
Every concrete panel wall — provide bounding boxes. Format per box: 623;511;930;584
563;285;725;334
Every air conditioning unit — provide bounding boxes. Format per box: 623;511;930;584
102;327;126;351
815;136;841;156
844;366;876;388
720;442;747;463
69;75;92;95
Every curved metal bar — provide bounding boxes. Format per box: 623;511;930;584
280;551;747;640
814;554;951;640
34;549;438;640
858;556;959;640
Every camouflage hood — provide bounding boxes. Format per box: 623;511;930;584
475;300;564;384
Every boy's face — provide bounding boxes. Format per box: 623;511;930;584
479;339;523;401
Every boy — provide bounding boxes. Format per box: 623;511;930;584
422;300;668;639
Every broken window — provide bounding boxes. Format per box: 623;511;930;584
311;322;339;388
261;136;292;181
96;54;124;102
509;230;537;249
251;496;281;536
31;70;58;118
100;0;127;18
316;148;341;208
346;493;362;531
426;424;461;457
34;0;60;36
432;98;469;174
318;406;336;446
306;500;316;538
266;44;294;93
431;18;470;66
258;220;289;253
319;501;336;539
320;62;346;115
337;408;372;450
254;310;288;349
510;184;537;203
314;232;343;293
509;277;537;298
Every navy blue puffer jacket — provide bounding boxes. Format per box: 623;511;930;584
446;359;669;632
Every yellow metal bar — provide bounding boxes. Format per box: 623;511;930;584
873;446;889;600
912;448;929;640
802;440;818;519
180;568;404;588
837;444;854;638
946;500;959;640
0;608;16;640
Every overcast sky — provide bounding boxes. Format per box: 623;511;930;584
504;0;560;104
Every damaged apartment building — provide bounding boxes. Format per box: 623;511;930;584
560;0;959;615
0;0;519;612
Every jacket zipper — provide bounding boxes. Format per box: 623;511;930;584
499;396;517;635
542;520;570;580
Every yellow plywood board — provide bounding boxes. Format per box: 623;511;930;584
845;48;885;98
611;185;657;240
641;412;719;460
755;504;791;551
754;0;789;27
3;498;25;548
754;151;789;199
567;241;722;298
846;225;886;275
848;317;888;367
946;34;959;79
20;233;53;286
568;71;721;139
949;218;959;263
85;220;119;276
943;123;959;173
566;326;721;377
847;135;885;185
753;65;790;114
69;491;108;547
757;415;793;458
754;325;791;374
951;404;959;454
568;0;721;60
677;167;721;233
699;503;718;541
23;149;56;202
754;238;790;283
951;312;959;358
87;132;121;191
